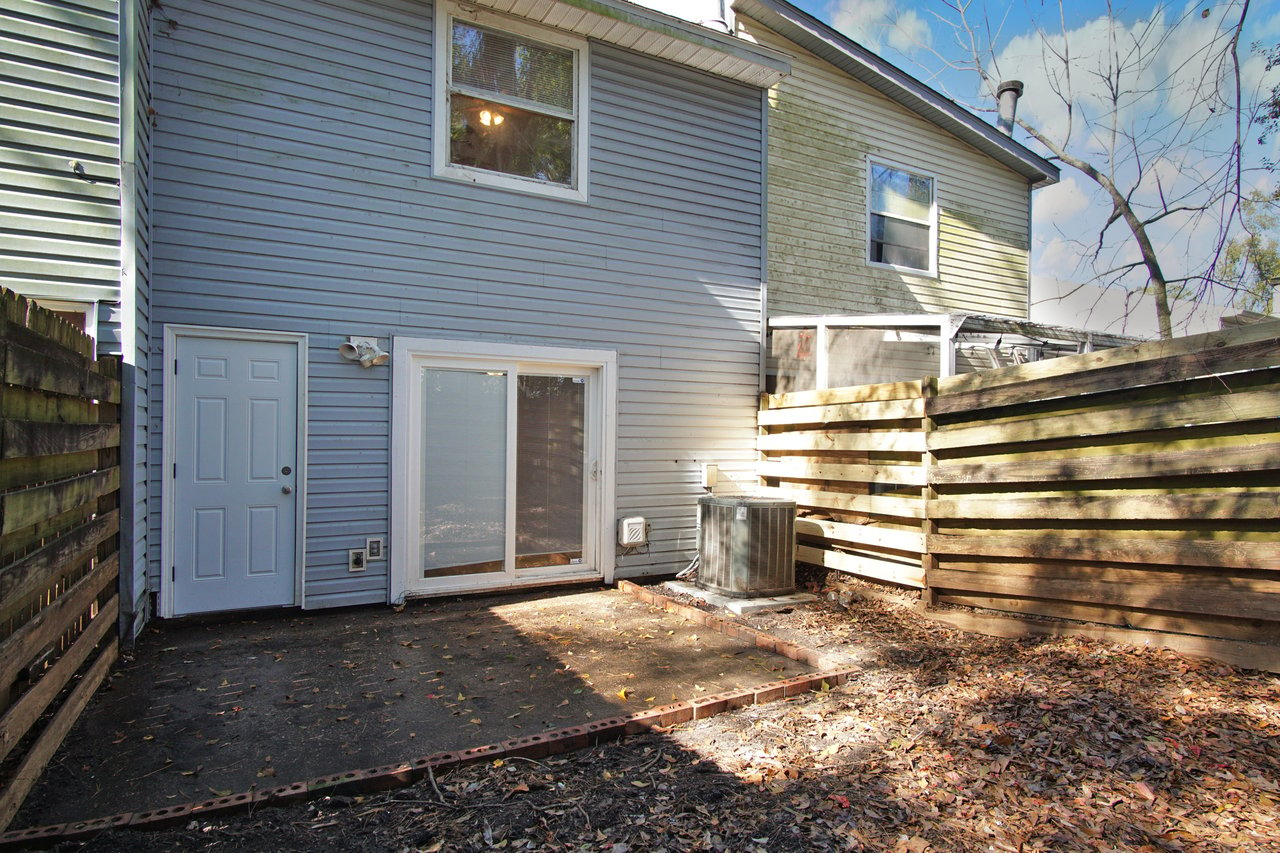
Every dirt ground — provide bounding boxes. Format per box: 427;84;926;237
33;573;1280;852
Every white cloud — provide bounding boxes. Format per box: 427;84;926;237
1032;177;1090;228
991;3;1248;156
888;9;932;54
1030;274;1226;338
829;0;932;55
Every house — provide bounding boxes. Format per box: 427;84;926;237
2;0;1054;632
732;0;1059;319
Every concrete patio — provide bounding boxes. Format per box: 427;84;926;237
13;585;814;829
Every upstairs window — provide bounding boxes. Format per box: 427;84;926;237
867;160;936;275
435;5;588;200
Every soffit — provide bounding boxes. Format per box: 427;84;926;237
459;0;791;88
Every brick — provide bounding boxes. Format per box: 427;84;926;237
189;791;254;818
774;640;803;660
721;687;757;710
253;782;308;805
538;725;590;754
691;694;730;720
129;803;193;828
0;822;67;852
500;734;554;761
754;633;778;653
682;607;709;626
754;682;786;703
797;649;825;667
414;751;460;772
357;762;414;793
813;669;855;688
60;812;132;840
306;771;362;795
584;716;628;745
456;744;504;766
623;709;664;735
783;675;818;697
653;702;694;727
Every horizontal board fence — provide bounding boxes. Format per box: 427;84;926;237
0;290;121;831
758;380;931;589
760;320;1280;669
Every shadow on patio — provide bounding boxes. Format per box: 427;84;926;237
12;586;812;829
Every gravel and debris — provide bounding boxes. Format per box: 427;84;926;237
41;574;1280;852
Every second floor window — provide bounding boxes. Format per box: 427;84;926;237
868;160;935;275
437;6;587;200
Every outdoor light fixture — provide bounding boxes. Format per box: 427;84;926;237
479;109;504;127
338;336;390;368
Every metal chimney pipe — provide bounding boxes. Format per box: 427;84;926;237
996;80;1024;136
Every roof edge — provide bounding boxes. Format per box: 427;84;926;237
734;0;1059;188
465;0;790;87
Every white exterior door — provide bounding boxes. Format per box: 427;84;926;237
169;332;302;615
393;339;616;599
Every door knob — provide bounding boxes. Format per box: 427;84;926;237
282;485;293;494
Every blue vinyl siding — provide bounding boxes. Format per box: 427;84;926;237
147;0;765;609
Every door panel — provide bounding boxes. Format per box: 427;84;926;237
173;335;299;615
420;367;508;580
516;374;585;569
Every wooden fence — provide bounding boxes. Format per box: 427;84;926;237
758;379;930;588
0;290;121;831
760;320;1280;668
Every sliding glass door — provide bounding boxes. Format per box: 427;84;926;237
394;340;613;597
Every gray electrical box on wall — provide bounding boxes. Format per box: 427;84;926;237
696;496;796;598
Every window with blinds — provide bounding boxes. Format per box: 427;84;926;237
867;160;936;275
437;7;587;199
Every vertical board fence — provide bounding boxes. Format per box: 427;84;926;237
760;320;1280;667
0;290;121;831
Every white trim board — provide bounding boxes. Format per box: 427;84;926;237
159;324;309;618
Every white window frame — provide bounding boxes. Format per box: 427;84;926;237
865;156;938;278
433;2;590;202
390;337;617;603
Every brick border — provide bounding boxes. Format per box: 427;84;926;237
0;582;858;850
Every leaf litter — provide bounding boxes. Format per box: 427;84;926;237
61;576;1279;852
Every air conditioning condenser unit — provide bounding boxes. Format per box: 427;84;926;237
696;496;796;598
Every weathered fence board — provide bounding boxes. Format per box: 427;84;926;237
0;289;120;832
762;319;1280;666
759;379;929;589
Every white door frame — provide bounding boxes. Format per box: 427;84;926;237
160;325;309;618
390;337;617;603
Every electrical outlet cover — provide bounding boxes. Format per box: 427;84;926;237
366;537;385;560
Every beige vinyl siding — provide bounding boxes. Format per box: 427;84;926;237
742;16;1031;320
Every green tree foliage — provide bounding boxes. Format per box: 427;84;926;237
1259;42;1280;170
1218;188;1279;312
